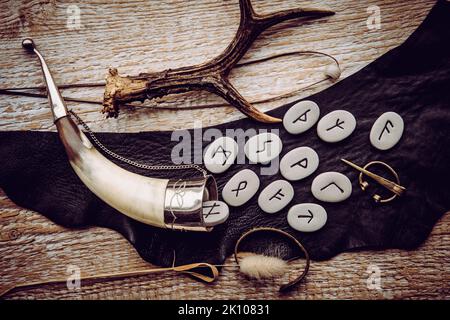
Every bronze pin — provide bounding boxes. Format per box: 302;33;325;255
341;159;406;203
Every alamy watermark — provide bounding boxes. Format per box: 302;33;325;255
66;5;82;30
366;5;381;30
366;264;382;291
171;120;280;176
66;265;81;291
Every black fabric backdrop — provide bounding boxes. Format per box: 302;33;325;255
1;1;449;269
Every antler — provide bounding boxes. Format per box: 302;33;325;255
103;0;334;123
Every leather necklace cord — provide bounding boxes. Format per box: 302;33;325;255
0;50;339;111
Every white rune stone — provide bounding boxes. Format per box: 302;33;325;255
287;203;327;232
222;169;260;207
280;146;319;181
311;172;352;202
283;100;320;134
202;200;229;226
244;132;282;164
317;110;356;143
204;136;238;174
257;180;294;214
370;112;404;150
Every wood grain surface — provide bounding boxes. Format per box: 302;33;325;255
1;0;448;299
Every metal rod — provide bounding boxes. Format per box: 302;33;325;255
341;158;405;196
22;38;68;121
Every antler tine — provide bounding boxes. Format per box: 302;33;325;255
211;77;281;123
240;0;334;25
238;0;255;21
103;1;335;123
238;0;334;23
218;1;335;74
258;7;335;29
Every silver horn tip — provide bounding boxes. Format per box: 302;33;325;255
22;38;35;51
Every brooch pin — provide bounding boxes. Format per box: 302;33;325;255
341;159;406;203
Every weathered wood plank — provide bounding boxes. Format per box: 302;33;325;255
0;0;435;131
1;0;446;299
1;187;448;299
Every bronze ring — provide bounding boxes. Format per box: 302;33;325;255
234;227;310;293
359;161;401;203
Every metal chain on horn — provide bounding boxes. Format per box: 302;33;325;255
69;110;208;177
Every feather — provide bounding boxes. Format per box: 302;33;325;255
239;254;288;279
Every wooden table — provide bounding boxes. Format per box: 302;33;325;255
1;0;448;299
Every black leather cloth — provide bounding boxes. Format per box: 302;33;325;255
1;1;449;270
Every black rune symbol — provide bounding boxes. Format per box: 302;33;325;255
256;140;273;153
231;181;247;197
320;182;344;193
213;146;232;165
291;157;308;169
326;118;345;131
297;209;314;223
269;188;285;201
203;202;221;218
378;120;394;140
293;109;311;123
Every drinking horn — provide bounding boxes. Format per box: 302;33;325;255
22;38;218;232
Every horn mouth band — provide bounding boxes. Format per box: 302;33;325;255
164;175;218;232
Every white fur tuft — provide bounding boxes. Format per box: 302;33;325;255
239;254;288;279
